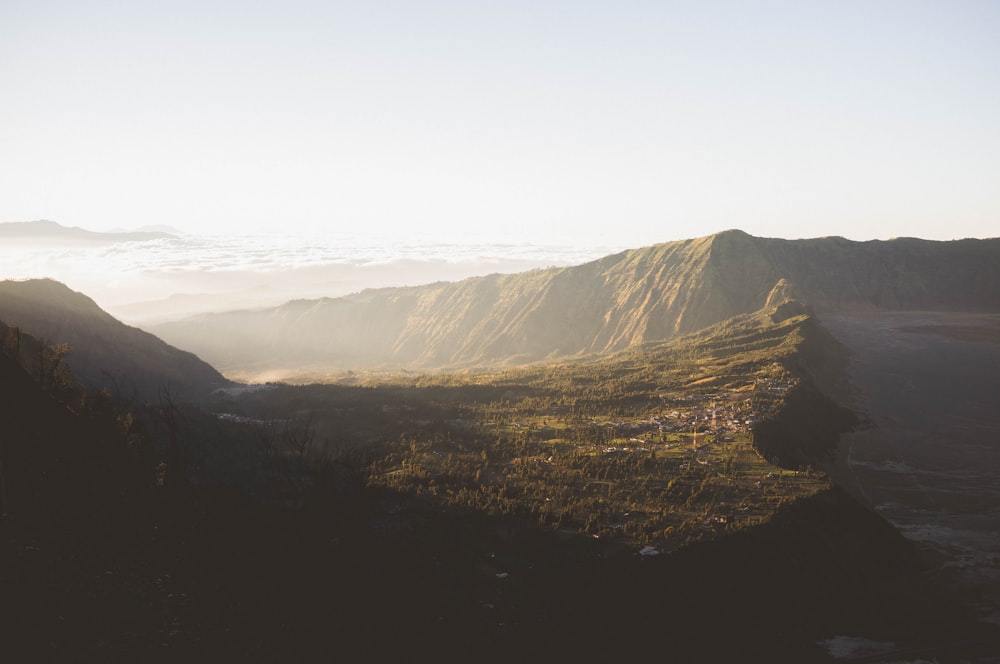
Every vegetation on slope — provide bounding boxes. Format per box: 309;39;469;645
221;303;857;555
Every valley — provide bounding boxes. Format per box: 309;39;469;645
225;308;828;555
2;297;931;661
3;230;1000;661
823;312;1000;626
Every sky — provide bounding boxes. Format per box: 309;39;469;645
2;0;999;246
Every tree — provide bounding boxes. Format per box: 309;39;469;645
157;385;188;500
34;337;71;395
0;436;7;518
0;324;21;360
256;415;318;507
46;342;73;396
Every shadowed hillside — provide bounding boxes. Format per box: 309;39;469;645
150;231;1000;378
0;279;231;404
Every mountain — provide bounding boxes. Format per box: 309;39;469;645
0;279;231;403
149;230;1000;378
0;219;176;243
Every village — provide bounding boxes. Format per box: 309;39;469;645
367;367;821;564
498;373;796;452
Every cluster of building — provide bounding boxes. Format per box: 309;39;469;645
593;376;795;444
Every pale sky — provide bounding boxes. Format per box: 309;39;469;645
2;0;998;246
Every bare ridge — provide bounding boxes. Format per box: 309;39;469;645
145;232;1000;378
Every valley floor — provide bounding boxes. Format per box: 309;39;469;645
822;312;1000;627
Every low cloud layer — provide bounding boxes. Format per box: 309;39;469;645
2;231;623;324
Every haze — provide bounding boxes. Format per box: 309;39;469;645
3;0;999;249
0;226;624;323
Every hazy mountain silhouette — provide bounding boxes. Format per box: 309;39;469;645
0;279;231;403
149;230;1000;377
0;219;176;243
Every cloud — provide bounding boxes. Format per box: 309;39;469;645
1;231;625;323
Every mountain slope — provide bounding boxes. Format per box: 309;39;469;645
150;231;1000;377
0;279;231;403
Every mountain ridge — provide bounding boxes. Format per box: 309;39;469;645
149;231;1000;377
0;278;232;403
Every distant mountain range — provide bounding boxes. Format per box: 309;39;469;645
0;279;230;403
0;219;177;243
148;230;1000;377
